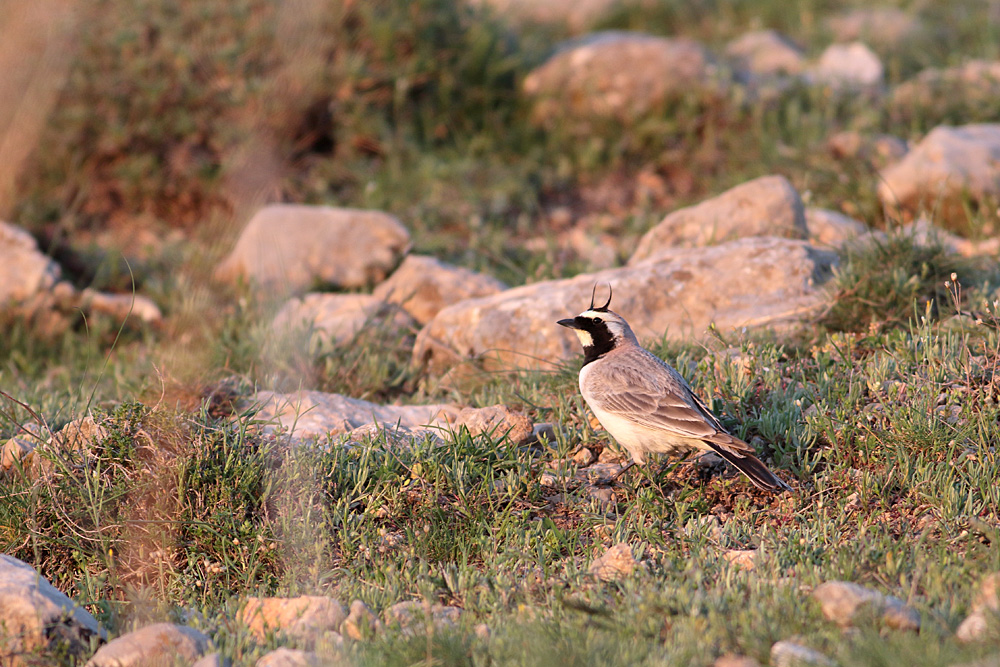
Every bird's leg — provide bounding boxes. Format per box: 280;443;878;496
608;460;636;483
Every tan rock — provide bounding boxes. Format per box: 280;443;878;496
79;288;163;325
272;293;415;346
85;623;209;667
631;176;807;258
827;131;908;167
1;429;39;473
722;549;758;570
240;596;346;642
372;255;506;325
714;655;762;667
255;648;324;667
414;237;836;374
588;542;637;581
215;205;410;294
805;207;874;248
30;416;109;478
453;405;533;445
956;572;1000;642
0;555;104;666
828;7;923;47
812;580;920;631
340;600;379;641
725;30;804;78
878;124;1000;228
524;32;721;125
892;60;1000;111
249;390;461;444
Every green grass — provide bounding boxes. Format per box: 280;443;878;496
4;0;1000;664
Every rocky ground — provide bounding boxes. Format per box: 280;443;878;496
2;0;1000;665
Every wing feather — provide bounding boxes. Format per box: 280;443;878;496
586;348;755;455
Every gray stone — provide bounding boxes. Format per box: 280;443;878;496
240;596;346;643
878;124;1000;227
249;390;460;444
85;623;210;667
523;32;721;125
812;580;920;630
770;641;834;667
215;205;410;294
725;30;805;78
272;293;415;346
956;572;1000;642
0;221;60;306
808;42;884;92
589;542;637;581
413;237;836;374
0;555;104;665
631;176;807;258
372;255;506;325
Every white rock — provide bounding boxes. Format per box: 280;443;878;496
588;542;637;581
85;623;210;666
215;205;410;294
372;255;506;325
0;555;104;661
272;293;414;346
414;237;836;373
0;221;60;306
249;390;460;443
770;640;834;667
809;42;884;92
524;32;721;124
255;648;324;667
812;580;920;630
878;124;1000;226
805;208;874;248
631;175;807;257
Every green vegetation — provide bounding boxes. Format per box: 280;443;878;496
2;0;1000;664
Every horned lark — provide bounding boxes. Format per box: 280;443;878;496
557;287;789;493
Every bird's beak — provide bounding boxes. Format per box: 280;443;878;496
557;318;578;329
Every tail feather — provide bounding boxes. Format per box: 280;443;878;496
705;442;790;493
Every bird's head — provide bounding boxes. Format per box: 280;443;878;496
557;285;637;364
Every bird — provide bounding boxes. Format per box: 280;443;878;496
557;285;790;493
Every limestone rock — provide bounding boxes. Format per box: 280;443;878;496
0;555;104;665
812;580;920;630
85;623;209;667
878;124;1000;227
413;237;836;373
192;654;231;667
523;32;721;125
805;208;874;248
467;0;618;32
249;390;460;443
1;428;40;474
79;289;163;325
30;416;109;478
725;30;805;78
588;542;637;581
770;641;834;667
453;405;533;445
0;221;60;306
722;549;758;570
631;175;807;257
340;600;379;641
714;656;762;667
956;572;1000;642
240;596;346;642
255;648;324;667
215;205;410;294
384;601;463;634
827;8;924;48
272;293;415;346
372;255;506;325
808;42;884;92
